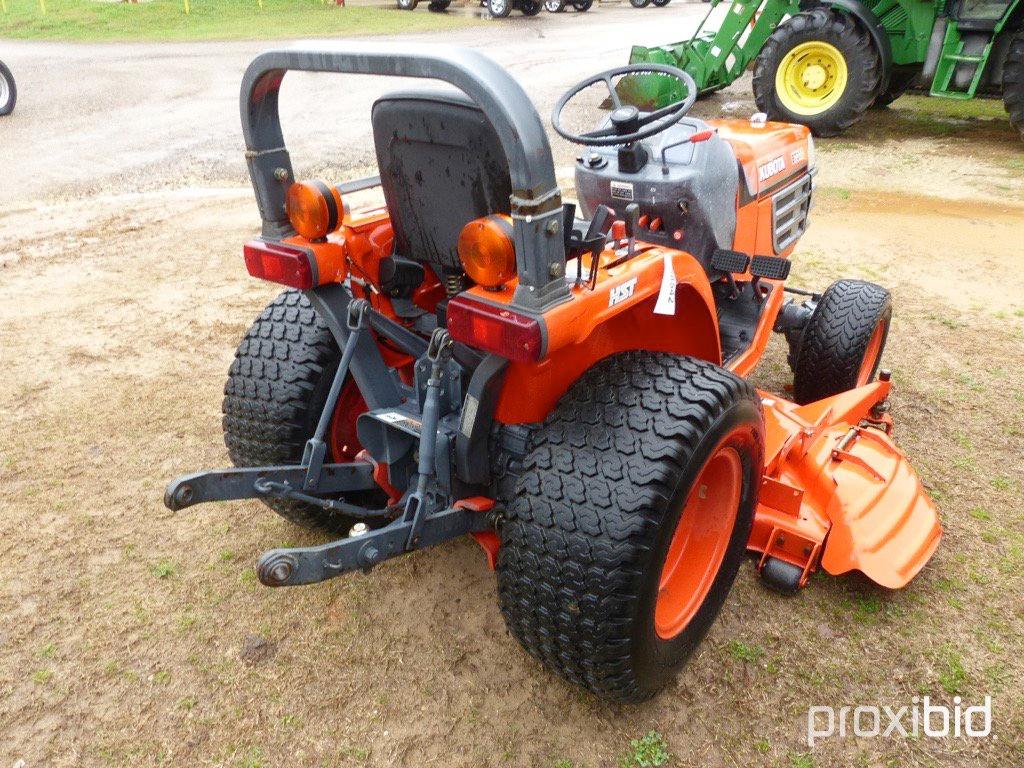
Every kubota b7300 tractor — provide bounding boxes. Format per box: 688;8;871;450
165;46;941;702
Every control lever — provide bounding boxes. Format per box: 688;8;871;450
624;203;639;259
564;203;614;290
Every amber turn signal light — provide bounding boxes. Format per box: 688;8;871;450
457;214;516;290
285;180;343;241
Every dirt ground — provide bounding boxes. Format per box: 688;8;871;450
1;7;1023;767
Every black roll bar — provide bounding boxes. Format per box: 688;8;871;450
240;43;570;311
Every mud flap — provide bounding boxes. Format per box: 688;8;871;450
818;425;941;588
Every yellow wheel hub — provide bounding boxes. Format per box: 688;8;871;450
775;41;848;116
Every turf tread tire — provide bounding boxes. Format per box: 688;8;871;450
1003;31;1024;140
222;290;358;534
497;352;763;702
792;279;891;405
752;8;881;137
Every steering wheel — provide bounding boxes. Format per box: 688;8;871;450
551;64;699;147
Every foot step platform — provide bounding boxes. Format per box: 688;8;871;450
710;249;751;274
751;255;791;281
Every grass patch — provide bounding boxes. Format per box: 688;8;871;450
937;646;968;695
726;639;764;663
619;731;670;768
893;94;1009;121
0;0;479;42
150;559;176;579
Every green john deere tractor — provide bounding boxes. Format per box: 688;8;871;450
623;0;1024;138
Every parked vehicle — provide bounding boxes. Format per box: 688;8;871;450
165;47;941;702
483;0;542;16
544;0;593;12
397;0;452;11
624;0;1024;138
0;60;16;117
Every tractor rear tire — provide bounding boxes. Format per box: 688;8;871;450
752;8;881;137
791;279;891;405
222;290;377;534
1003;31;1024;141
0;60;16;117
497;352;764;702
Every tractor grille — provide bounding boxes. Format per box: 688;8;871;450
772;175;813;254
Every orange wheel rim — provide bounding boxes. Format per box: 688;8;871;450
327;379;368;461
856;320;887;386
654;445;743;640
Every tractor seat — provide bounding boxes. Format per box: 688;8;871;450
370;90;513;274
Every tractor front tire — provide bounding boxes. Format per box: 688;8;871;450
1003;31;1024;140
498;352;764;702
791;279;891;405
222;290;375;534
753;8;881;137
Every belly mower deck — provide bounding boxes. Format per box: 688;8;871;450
164;371;940;593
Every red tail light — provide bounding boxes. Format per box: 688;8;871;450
447;297;542;363
243;240;315;289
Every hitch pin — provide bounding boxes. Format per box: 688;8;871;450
301;297;371;490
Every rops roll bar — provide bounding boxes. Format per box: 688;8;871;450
240;43;570;311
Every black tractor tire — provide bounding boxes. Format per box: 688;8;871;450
752;8;881;137
428;0;451;9
222;290;377;534
487;0;513;16
545;0;566;11
873;64;918;108
0;60;16;117
1003;31;1024;140
630;0;652;7
572;0;592;9
521;0;542;15
791;279;892;405
653;0;671;6
497;352;764;703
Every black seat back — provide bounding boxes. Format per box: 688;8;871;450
371;90;513;274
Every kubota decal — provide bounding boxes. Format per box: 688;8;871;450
758;156;786;182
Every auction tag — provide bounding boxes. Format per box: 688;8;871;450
653;252;677;315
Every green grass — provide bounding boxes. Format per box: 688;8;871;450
893;94;1009;121
0;0;479;42
619;732;670;768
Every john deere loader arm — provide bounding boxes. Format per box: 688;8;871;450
623;0;803;108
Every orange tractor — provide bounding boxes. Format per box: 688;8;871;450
165;45;940;702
